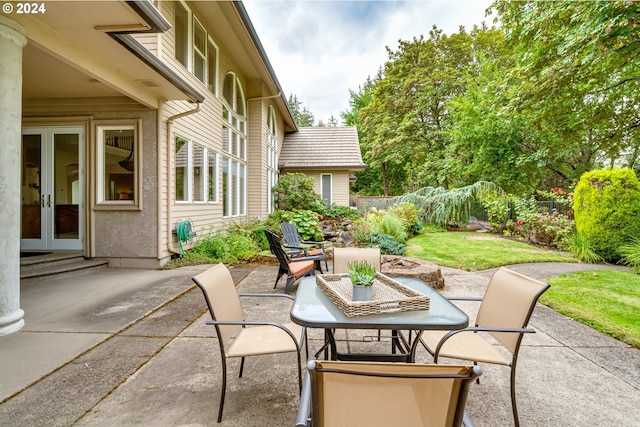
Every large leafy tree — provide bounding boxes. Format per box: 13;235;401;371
491;0;640;177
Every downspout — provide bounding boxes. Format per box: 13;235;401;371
162;102;201;258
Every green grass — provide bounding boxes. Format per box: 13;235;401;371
406;231;640;349
406;231;576;271
542;270;640;348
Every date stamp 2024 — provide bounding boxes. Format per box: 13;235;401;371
3;3;47;15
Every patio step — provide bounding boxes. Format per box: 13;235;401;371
20;251;109;282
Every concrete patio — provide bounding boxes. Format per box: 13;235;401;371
1;262;639;426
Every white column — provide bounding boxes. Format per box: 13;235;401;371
0;16;27;335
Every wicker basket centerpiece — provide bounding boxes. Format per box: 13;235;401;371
316;272;430;317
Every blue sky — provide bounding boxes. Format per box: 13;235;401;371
244;0;495;124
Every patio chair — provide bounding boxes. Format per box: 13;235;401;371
265;230;323;294
281;222;329;272
420;267;550;427
296;358;482;427
332;247;381;274
192;263;306;423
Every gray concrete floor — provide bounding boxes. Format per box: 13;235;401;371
1;262;639;426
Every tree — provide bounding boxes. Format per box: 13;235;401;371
491;0;640;178
287;94;315;127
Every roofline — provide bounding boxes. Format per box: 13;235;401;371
280;165;368;171
106;1;205;103
233;1;298;131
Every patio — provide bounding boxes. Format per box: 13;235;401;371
1;263;639;426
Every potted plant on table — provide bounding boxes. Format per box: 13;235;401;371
348;261;376;301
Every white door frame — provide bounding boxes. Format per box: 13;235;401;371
20;126;84;251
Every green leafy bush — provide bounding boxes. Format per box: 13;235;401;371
375;214;408;243
351;219;373;245
370;233;405;255
574;168;640;262
272;173;326;212
280;209;323;241
388;203;421;237
187;228;259;264
324;205;361;219
518;212;575;248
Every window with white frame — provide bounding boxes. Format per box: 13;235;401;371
221;72;246;217
173;1;219;93
266;105;279;213
96;122;140;207
174;135;217;204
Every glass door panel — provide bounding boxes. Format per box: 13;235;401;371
20;127;83;250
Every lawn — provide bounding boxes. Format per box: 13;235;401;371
406;231;640;349
406;231;576;271
543;270;640;349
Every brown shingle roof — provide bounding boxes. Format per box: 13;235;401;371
280;127;367;171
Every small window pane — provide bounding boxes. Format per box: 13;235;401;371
103;128;135;201
207;39;218;94
223;74;234;106
208;151;217;202
174;2;189;67
222;157;229;216
175;137;188;201
192;143;205;201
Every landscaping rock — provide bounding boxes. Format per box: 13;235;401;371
381;255;445;289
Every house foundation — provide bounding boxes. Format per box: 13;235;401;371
0;16;27;335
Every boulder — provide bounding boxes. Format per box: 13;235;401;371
381;255;445;289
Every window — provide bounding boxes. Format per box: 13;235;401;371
175;136;217;204
222;72;246;217
174;1;219;93
266;105;279;213
321;174;332;207
96;122;141;207
174;1;189;68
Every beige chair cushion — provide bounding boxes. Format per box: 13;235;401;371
421;329;511;366
226;322;303;357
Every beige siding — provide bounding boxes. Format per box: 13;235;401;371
133;33;160;56
246;97;265;219
284;169;351;207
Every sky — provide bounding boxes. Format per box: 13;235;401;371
243;0;495;124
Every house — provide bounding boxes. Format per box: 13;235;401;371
0;1;364;336
281;127;366;207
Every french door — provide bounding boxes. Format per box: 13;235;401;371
20;126;84;250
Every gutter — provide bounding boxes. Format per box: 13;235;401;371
100;0;205;103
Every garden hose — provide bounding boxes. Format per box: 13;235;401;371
176;219;194;256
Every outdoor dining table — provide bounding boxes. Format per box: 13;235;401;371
290;275;469;362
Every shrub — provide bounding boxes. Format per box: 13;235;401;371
518;212;575;249
324;205;361;219
375;214;408;243
280;209;323;241
573;168;640;262
272;172;326;212
188;228;259;264
481;195;510;231
619;236;640;273
388;203;421;237
351;219;373;245
566;233;603;264
370;233;405;255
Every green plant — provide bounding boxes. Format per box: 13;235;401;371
388;203;420;237
573;168;640;262
351;219;373;245
280;209;323;241
566;233;603;264
272;172;326;212
347;260;376;286
375;213;408;243
324;205;361;219
518;212;575;248
370;233;405;255
619;236;640;274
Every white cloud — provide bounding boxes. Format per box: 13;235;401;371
244;0;494;123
